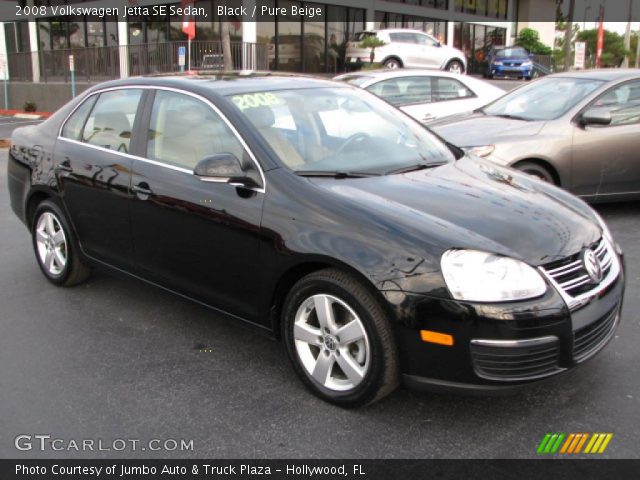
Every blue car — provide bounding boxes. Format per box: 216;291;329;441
484;46;535;80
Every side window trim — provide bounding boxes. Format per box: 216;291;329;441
57;85;266;193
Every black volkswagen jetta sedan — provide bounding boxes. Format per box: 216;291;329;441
7;73;624;407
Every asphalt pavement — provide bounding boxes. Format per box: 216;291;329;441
0;111;639;460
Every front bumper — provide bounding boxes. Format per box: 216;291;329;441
491;64;533;78
388;252;624;393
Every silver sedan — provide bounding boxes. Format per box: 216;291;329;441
334;69;504;124
431;70;640;203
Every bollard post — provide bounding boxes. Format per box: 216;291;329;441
69;54;76;98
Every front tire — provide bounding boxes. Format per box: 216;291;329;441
514;161;555;184
282;268;399;407
32;199;91;286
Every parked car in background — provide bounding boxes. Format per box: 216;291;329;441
431;70;640;202
346;29;467;73
334;69;504;123
484;46;538;80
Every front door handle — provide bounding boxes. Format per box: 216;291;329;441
132;182;153;198
55;159;73;173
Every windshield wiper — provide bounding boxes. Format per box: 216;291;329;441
490;113;530;121
385;162;447;176
294;170;378;179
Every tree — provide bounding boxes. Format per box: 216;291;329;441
563;0;576;70
577;29;630;68
359;35;386;64
221;22;233;70
515;28;552;55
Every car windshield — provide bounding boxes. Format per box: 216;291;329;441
495;47;529;58
229;87;455;175
482;77;605;121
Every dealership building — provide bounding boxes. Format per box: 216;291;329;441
0;0;556;109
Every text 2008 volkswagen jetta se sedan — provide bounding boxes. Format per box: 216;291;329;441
8;74;624;407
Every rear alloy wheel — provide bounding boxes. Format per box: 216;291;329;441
515;161;555;184
446;60;464;74
283;269;399;407
32;200;90;286
383;58;402;70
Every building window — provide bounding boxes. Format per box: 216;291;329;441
257;1;365;74
454;0;507;19
376;12;447;43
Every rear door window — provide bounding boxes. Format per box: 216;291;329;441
81;89;143;153
431;78;475;102
61;95;97;140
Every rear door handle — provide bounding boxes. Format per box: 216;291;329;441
132;182;153;198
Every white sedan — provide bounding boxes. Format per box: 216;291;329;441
334;69;504;124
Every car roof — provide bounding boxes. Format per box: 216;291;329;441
550;69;640;82
358;29;431;35
85;71;343;96
336;69;468;82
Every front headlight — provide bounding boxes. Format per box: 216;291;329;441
492;61;503;66
522;61;533;67
466;145;495;157
441;250;547;302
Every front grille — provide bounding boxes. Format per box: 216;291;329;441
573;307;618;362
470;338;562;382
541;238;613;299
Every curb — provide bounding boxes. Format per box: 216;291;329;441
0;109;53;119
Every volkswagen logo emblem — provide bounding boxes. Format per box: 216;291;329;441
583;249;603;283
323;335;338;351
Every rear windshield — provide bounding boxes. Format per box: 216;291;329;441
335;75;371;86
350;32;376;42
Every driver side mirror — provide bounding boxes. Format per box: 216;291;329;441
194;153;259;188
581;108;612;127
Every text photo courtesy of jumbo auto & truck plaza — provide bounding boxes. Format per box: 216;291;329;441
1;0;640;479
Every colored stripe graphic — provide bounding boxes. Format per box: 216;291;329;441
538;433;613;454
537;433;565;454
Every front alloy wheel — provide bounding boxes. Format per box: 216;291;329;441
293;294;370;391
283;268;399;407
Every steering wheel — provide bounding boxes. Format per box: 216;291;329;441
335;133;371;157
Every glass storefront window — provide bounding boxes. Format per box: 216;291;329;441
69;18;85;48
327;5;347;74
303;3;326;74
277;1;302;72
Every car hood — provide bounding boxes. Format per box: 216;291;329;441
311;156;600;266
430;113;546;147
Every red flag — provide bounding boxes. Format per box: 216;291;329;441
596;5;605;68
181;0;195;40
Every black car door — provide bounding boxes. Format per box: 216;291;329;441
56;88;145;269
129;88;265;322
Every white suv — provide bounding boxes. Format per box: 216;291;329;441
346;29;467;73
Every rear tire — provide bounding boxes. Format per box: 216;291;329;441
282;268;399;407
445;60;465;74
514;161;555;184
32;199;91;286
383;58;402;70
